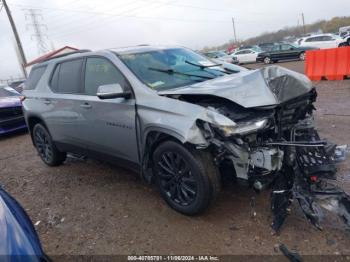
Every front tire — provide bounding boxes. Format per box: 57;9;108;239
152;141;220;215
33;124;66;166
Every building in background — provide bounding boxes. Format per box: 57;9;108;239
25;46;79;72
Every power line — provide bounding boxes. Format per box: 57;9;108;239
46;0;142;33
39;0;140;29
49;0;217;40
24;8;50;55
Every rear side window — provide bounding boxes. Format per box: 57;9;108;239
84;57;129;96
50;59;83;94
322;36;333;41
25;66;47;90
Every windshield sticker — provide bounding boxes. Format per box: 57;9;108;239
149;81;165;88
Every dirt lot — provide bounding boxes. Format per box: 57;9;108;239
1;61;350;256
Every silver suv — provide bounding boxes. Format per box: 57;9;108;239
23;46;349;231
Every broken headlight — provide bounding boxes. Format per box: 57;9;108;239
216;119;268;137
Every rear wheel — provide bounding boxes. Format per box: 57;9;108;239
299;52;306;61
33;124;66;166
264;57;271;64
153;141;220;215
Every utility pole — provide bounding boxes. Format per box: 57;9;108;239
1;0;27;77
232;17;237;44
24;9;49;55
301;13;306;35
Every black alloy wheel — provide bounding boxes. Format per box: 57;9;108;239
33;124;66;166
153;140;221;215
157;151;197;206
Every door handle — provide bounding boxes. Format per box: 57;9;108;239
43;99;51;105
80;103;92;109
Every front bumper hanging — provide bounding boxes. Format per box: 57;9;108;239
271;136;350;233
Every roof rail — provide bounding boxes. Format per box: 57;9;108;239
41;49;91;63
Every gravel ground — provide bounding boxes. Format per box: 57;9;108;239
0;60;350;256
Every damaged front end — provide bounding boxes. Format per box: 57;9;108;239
201;91;349;232
165;66;350;232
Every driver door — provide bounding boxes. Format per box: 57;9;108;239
80;57;139;164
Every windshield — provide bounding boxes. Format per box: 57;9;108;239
119;48;232;91
0;87;20;97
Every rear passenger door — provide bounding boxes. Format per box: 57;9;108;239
45;58;90;150
80;57;139;164
320;35;336;48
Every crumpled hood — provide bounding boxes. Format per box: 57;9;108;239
0;97;21;108
158;66;313;108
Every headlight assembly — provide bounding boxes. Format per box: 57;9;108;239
215;119;268;137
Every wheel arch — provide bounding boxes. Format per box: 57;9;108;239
140;127;193;183
26;114;49;144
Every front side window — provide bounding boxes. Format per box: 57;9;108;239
119;48;228;91
84;57;129;96
50;59;84;94
25;66;47;90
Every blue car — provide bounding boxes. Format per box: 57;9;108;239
0;186;48;261
0;86;27;135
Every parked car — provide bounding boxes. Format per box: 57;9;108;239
235;45;261;52
299;33;347;49
231;49;261;64
340;31;350;46
0;85;27;135
339;26;350;38
258;43;277;51
202;51;236;64
0;186;48;260
9;80;25;93
22;46;350;231
256;43;317;64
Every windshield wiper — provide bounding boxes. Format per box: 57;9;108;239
185;60;222;69
184;60;233;75
148;67;214;79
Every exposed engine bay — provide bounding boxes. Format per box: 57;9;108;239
163;80;350;233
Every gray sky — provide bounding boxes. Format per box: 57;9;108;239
1;0;349;79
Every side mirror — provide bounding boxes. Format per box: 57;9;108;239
96;84;131;99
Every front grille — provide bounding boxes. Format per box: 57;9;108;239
0;116;25;130
0;106;23;120
0;106;25;130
